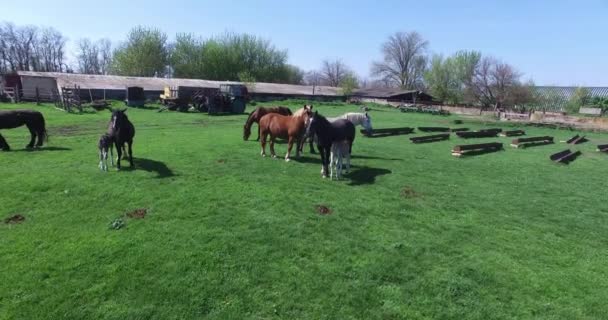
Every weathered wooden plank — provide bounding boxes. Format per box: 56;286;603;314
361;127;414;137
456;130;500;138
597;144;608;152
550;149;581;164
418;127;449;132
510;136;554;148
453;142;503;152
410;133;450;143
566;135;587;145
499;130;526;137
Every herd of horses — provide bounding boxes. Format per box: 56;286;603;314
0;104;371;180
244;105;372;179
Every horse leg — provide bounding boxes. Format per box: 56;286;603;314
122;144;129;160
319;146;327;178
25;124;36;149
256;125;260;141
115;140;122;169
0;133;9;151
128;140;134;167
270;136;277;158
330;148;335;180
286;137;294;161
99;149;104;171
110;144;114;166
260;132;267;157
344;149;351;174
309;136;316;154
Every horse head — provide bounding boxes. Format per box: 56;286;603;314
305;110;320;138
110;108;128;130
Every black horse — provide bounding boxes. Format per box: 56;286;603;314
107;109;135;169
305;111;355;178
0;109;48;151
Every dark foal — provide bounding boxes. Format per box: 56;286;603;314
107;109;135;169
305;111;355;178
0;109;48;151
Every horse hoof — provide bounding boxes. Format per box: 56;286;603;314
285;157;291;162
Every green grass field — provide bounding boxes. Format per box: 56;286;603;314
1;101;608;319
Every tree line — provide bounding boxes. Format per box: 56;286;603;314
1;21;567;109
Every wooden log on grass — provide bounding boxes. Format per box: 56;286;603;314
499;130;525;137
597;144;608;152
410;133;450;144
456;130;500;138
451;142;503;157
418;126;449;132
510;136;553;148
566;134;587;145
550;149;581;164
361;127;414;137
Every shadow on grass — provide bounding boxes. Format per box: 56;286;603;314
13;146;72;152
346;166;391;186
122;157;175;178
350;154;401;161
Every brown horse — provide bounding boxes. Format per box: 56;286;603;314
243;106;292;141
259;105;312;161
0;109;48;151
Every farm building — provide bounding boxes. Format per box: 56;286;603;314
352;88;435;104
3;71;343;102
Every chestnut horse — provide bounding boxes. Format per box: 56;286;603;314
243;106;292;141
259;105;312;161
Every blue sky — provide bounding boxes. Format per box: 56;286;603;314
2;0;607;86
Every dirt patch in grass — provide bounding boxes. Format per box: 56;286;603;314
217;159;226;164
4;214;25;224
315;205;332;215
126;208;147;219
401;186;421;199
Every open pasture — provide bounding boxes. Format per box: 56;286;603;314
2;101;608;319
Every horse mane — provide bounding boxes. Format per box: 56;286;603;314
292;107;311;118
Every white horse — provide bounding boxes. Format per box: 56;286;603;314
330;140;351;180
305;112;372;154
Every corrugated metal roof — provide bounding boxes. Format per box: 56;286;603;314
353;88;420;98
16;71;343;96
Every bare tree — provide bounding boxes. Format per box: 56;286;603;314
0;22;66;73
371;31;429;89
469;56;529;109
320;59;351;87
304;70;322;86
98;39;113;74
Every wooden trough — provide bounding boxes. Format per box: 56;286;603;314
499;130;526;137
550;149;581;164
456;129;501;139
410;133;450;144
510;136;554;148
451;142;503;157
566;134;587;145
597;144;608;153
361;127;414;138
418;126;449;132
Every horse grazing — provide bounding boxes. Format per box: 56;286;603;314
107;109;135;169
306;112;371;154
330;140;351;180
258;105;312;161
0;109;48;151
305;111;355;178
243;106;292;141
98;133;114;171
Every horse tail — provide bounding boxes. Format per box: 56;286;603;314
40;113;49;142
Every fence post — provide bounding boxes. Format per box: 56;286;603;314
14;85;20;103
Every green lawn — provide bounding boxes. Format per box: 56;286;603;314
1;101;608;320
